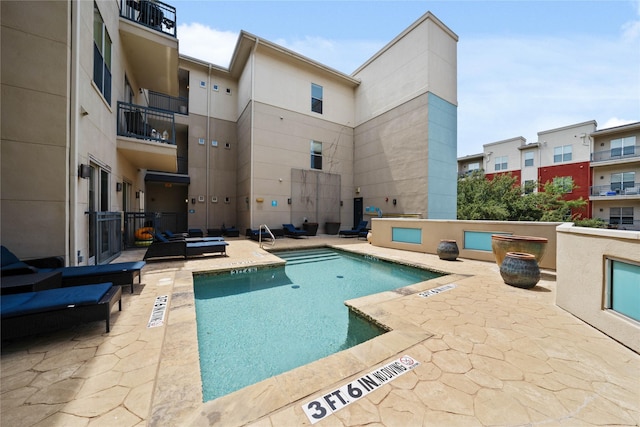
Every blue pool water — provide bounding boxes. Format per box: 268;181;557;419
194;248;442;401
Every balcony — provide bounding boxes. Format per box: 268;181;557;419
589;184;640;199
591;145;640;164
119;0;179;96
116;101;177;172
148;90;188;115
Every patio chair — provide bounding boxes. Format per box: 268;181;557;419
1;282;122;339
1;246;144;293
246;228;273;241
339;220;369;237
282;224;308;238
221;225;240;237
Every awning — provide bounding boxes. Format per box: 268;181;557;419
145;172;190;184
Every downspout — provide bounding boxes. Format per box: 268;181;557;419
69;0;81;265
250;38;259;227
206;64;211;229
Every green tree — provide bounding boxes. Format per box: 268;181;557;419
457;171;522;220
457;173;590;223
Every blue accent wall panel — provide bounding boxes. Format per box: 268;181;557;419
392;227;422;244
611;260;640;322
427;93;457;219
464;231;511;251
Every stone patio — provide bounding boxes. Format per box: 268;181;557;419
1;236;639;426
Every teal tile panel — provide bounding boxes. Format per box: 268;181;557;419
392;227;422;244
464;231;511;251
611;260;640;322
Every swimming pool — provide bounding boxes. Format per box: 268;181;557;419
193;247;442;401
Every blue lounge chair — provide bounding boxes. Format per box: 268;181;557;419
1;282;122;339
144;234;228;260
1;246;144;293
339;220;369;237
282;224;308;238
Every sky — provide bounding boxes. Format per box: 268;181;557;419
173;0;640;156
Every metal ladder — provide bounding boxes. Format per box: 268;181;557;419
258;224;276;249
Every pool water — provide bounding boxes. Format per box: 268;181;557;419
194;248;442;401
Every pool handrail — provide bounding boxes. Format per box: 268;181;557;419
258;224;276;249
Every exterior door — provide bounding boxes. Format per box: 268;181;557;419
353;197;363;228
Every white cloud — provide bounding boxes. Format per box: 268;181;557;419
177;23;237;67
456;33;640;155
601;117;638;129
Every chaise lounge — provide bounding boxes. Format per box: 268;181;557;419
282;224;308;238
1;282;122;340
144;234;228;260
339;220;369;237
1;246;144;293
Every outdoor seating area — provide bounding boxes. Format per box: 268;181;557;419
282;223;308;238
1;245;145;293
1;282;122;340
0;245;140;340
143;233;228;260
339;220;369;237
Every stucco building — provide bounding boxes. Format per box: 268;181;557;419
1;1;458;264
458;120;640;228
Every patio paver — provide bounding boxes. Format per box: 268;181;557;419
1;237;638;426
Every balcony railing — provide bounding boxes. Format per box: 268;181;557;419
148;90;188;115
123;211;188;248
120;0;177;37
591;145;639;162
607;220;640;231
117;101;176;145
590;184;640;197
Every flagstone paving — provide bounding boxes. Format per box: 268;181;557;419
1;237;638;426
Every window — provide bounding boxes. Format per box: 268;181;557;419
468;162;480;171
93;3;112;104
606;258;640;322
611;136;636;157
524;151;534;167
611;172;635;192
494;156;508;171
523;180;536;194
553;176;573;193
311;140;322;170
553;145;572;163
609;207;634;226
311;83;323;114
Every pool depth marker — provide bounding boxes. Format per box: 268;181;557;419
302;355;420;424
147;295;168;328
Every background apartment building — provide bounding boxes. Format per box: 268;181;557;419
589;122;640;230
458;120;640;228
1;1;458;264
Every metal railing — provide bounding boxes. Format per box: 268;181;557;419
148;90;188;115
123;211;188;248
117;101;176;145
591;145;639;162
590;184;640;197
258;224;276;249
86;212;122;264
120;0;177;38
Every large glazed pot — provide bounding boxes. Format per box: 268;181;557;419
500;252;541;288
491;234;548;266
437;239;459;261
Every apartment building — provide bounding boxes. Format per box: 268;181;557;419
458;120;640;228
1;1;458;264
457;121;595;216
589;122;640;230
